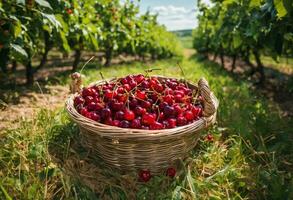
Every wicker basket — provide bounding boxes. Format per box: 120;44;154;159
66;76;219;174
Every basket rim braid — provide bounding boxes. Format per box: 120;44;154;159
66;76;219;139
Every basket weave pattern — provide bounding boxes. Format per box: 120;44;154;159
66;77;219;174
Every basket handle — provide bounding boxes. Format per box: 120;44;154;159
70;72;83;94
198;78;219;117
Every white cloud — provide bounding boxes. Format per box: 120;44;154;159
150;5;196;31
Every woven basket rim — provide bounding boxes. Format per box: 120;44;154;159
66;75;219;138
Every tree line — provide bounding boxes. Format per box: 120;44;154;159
0;0;182;85
193;0;293;83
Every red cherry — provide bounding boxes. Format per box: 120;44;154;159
82;88;95;97
142;113;156;125
101;108;111;119
174;104;183;115
159;102;168;111
167;118;177;128
150;121;164;130
136;90;147;100
138;169;151;182
116;87;124;94
159;112;165;120
124;84;131;91
177;116;187;126
131;118;141;129
104;89;117;99
119;120;130;128
141;125;150;130
112;120;120;127
166;167;176;178
80;108;89;116
134;106;146;116
104;117;113;125
154;84;164;93
174;94;183;103
165;88;174;95
141;100;151;109
111;102;123;111
74;96;85;106
66;8;73;14
135;74;145;83
184;111;194;121
191;106;203;117
141;80;150;88
120;78;128;84
87;102;97;111
206;134;214;141
163;95;174;105
89;112;100;121
129;98;138;108
117;94;127;102
163;105;175;117
129;80;137;89
115;111;125;120
124;109;135;121
85;96;94;104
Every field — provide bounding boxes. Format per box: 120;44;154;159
0;46;292;199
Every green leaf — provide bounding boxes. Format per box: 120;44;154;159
0;185;12;200
41;13;61;29
35;0;52;9
274;0;287;18
233;34;242;49
16;0;25;5
249;0;262;8
14;20;22;38
10;44;28;58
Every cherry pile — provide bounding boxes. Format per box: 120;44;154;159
74;74;203;130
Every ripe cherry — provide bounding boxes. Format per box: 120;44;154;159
80;108;89;117
101;108;111;119
129;80;137;89
164;105;175;117
124;84;131;91
191;106;203;117
131;118;141;129
135;74;145;83
184;111;194;121
139;169;151;182
136;90;146;100
82;88;95;97
129;98;138;108
115;111;124;120
141;80;150;89
85;96;94;104
166;167;176;178
206;134;214;142
134;106;146;116
177;116;187;126
141;100;151;109
167;118;177;128
119;120;130;128
112;120;120;127
150;121;164;130
142;113;156;125
124;109;135;121
74;96;85;106
104;89;117;99
163;95;174;105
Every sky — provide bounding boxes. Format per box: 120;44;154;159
139;0;211;31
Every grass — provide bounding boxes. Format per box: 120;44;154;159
0;53;292;199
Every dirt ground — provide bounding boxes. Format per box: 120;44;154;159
0;85;69;132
